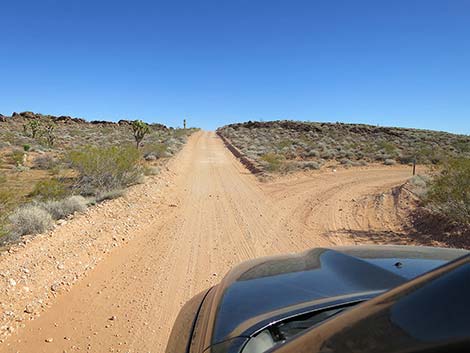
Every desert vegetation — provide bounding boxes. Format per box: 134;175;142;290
0;111;196;246
218;120;470;173
415;157;470;226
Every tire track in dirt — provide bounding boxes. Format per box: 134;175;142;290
1;131;411;353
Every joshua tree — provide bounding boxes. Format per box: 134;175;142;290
23;119;41;138
42;122;56;147
131;120;150;149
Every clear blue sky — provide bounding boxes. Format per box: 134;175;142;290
1;1;469;133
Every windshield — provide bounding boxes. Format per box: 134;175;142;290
241;306;350;353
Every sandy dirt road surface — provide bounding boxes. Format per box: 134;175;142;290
2;131;411;353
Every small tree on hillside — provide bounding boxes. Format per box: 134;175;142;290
23;119;41;138
42;122;57;147
131;120;150;149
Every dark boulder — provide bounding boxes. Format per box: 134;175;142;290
150;123;168;130
90;120;116;125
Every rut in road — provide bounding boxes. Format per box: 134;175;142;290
3;131;411;353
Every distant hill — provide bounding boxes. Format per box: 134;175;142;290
217;120;470;173
0;111;168;151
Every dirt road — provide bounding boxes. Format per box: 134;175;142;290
2;131;411;353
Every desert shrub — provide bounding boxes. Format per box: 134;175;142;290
0;187;13;239
143;143;168;159
384;159;397;166
23;144;31;152
9;149;25;166
39;196;87;220
260;153;284;172
410;175;428;189
302;161;321;170
68;145;142;195
95;189;126;203
378;141;397;155
409;175;429;199
144;166;160;176
173;128;190;138
277;140;293;149
9;204;53;238
0;188;17;219
453;140;470;153
399;154;415;165
353;160;368;167
31;178;69;200
425;158;470;225
305;149;320;158
33;154;57;170
320;149;335;159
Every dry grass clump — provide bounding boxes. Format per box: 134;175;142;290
218;120;470;174
33;154;58;170
95;189;126;203
38;196;88;220
8;205;53;239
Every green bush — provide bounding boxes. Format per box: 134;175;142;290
426;158;470;225
260;153;284;172
0;188;16;214
31;179;69;200
68;145;142;195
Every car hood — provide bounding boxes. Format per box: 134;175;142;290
207;245;468;347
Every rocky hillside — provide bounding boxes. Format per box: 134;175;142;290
218;120;470;173
0;111;168;151
0;111;196;246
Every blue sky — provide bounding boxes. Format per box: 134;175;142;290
0;1;469;133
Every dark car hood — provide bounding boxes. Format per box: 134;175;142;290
208;245;468;347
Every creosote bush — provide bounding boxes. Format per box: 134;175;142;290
31;178;69;200
425;158;470;225
260;153;284;172
68;145;142;195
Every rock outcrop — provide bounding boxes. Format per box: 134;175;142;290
1;111;166;128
